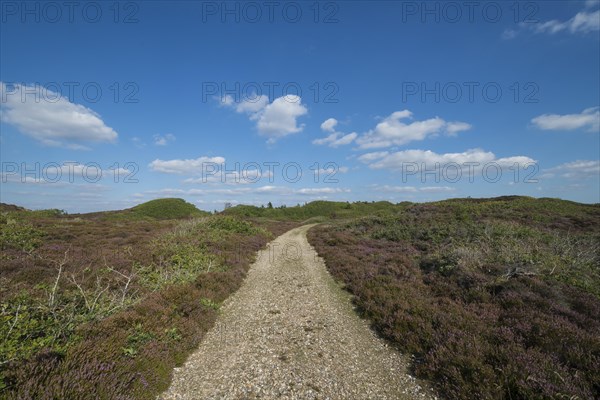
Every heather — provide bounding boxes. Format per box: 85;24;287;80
308;197;600;399
0;199;274;398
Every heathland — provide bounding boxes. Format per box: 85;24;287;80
1;196;598;399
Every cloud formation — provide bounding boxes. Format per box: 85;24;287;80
0;82;118;149
356;110;471;149
222;94;308;143
503;4;600;38
313;111;471;149
153;133;176;146
312;118;358;148
543;160;600;180
149;156;226;174
531;107;599;132
359;148;535;172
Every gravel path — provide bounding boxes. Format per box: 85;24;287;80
159;225;437;400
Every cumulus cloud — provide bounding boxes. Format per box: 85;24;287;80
359;148;535;172
314;111;470;149
153;133;176;146
321;118;338;132
222;94;308;143
149;156;226;174
531;107;599;132
0;82;118;149
313;118;358;148
356;110;471;149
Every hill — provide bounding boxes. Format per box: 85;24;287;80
222;200;398;221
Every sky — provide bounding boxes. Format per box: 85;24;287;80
1;0;599;213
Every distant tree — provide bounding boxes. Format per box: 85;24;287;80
267;202;273;209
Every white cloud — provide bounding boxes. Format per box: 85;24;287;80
236;95;269;114
316;166;349;175
1;162;131;184
529;9;600;34
149;156;226;174
296;187;350;195
153;133;176;146
543;160;600;179
144;185;350;197
446;121;473;135
313;131;358;147
531;107;599;132
219;94;234;107
183;168;274;185
320;118;338;132
357;151;390;163
222;95;308;143
586;0;600;8
313;117;359;148
420;186;457;193
506;7;600;38
360;148;535;172
355;110;471;149
0;82;118;149
372;185;456;193
256;96;308;143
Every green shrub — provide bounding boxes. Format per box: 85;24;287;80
0;215;45;252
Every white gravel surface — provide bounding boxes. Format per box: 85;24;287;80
159;224;437;400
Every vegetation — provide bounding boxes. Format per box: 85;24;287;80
308;196;600;399
2;196;599;399
223;200;397;221
127;198;208;220
0;200;273;398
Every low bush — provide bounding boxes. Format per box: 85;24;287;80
1;210;274;398
308;197;600;399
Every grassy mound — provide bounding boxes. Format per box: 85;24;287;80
128;198;207;220
223;200;397;221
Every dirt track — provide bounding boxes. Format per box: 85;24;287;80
159;225;436;399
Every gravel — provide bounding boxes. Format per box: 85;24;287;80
159;225;437;400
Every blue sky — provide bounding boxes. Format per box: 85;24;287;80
1;0;599;212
